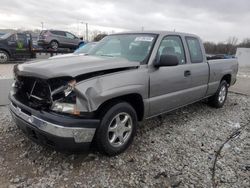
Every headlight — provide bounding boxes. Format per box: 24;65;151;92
51;102;80;115
51;79;79;115
51;79;76;101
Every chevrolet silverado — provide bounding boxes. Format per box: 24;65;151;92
9;31;238;155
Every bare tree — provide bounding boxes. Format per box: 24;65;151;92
226;36;238;54
203;36;238;55
238;38;250;48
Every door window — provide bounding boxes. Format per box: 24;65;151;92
51;31;65;36
66;32;75;39
17;34;26;42
186;37;203;63
8;34;17;42
158;36;186;64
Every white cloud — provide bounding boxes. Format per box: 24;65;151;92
0;0;249;42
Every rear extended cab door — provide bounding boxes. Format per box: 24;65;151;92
183;36;209;101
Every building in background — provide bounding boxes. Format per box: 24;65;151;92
236;48;250;67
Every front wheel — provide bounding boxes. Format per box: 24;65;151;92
95;102;137;156
208;80;228;108
0;50;9;64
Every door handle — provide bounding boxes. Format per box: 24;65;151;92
184;70;191;77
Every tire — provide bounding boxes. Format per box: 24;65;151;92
208;80;228;108
0;50;9;64
50;41;59;50
95;102;138;156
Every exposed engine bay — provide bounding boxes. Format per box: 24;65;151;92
13;75;79;114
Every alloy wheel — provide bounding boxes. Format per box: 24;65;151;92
107;112;133;147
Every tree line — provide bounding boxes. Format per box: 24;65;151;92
204;37;250;55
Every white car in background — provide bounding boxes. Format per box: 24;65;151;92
49;42;97;59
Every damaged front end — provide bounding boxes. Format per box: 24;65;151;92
13;75;81;116
10;73;100;151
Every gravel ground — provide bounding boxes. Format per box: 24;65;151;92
0;93;249;188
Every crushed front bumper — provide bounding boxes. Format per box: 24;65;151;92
9;93;100;152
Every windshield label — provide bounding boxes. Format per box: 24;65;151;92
134;36;154;42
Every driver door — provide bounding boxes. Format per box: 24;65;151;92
149;35;192;116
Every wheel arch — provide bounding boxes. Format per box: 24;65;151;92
221;74;231;86
50;40;59;45
96;93;145;121
0;48;11;57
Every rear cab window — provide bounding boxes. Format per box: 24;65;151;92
186;37;203;63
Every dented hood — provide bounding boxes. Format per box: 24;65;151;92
17;55;140;79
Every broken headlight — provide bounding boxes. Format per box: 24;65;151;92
51;80;80;115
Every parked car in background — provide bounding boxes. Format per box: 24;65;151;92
38;30;84;50
10;31;238;155
49;42;97;59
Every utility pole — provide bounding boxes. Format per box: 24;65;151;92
80;21;89;42
41;22;44;30
86;23;88;42
141;26;144;32
77;19;79;36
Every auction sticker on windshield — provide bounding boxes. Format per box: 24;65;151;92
134;36;154;42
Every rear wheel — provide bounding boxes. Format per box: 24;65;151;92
50;41;59;50
95;102;137;156
208;80;228;108
0;50;9;64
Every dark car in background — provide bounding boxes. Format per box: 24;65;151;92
38;30;84;50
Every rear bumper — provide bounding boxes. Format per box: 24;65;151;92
9;93;100;152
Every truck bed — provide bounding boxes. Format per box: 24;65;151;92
206;59;238;96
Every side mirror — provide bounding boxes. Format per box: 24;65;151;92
155;54;179;67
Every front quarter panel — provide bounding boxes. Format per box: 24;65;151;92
74;68;149;112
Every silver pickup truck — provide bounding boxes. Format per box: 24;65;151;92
9;31;238;155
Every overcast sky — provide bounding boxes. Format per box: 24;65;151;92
0;0;249;42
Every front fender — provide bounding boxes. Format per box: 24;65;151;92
74;69;148;112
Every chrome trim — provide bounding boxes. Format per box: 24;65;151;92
10;103;96;143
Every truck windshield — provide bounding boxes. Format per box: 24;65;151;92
74;42;97;54
0;33;12;39
87;34;157;63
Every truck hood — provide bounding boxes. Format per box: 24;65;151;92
49;53;86;59
17;55;140;79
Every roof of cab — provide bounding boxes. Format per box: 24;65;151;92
112;30;200;38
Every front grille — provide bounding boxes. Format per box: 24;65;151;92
15;76;72;110
16;76;52;109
